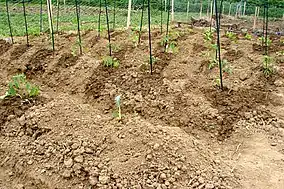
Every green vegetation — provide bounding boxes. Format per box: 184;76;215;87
102;56;119;68
203;30;214;42
244;33;252;40
226;31;237;42
209;59;233;75
258;36;272;47
262;55;275;77
0;74;40;100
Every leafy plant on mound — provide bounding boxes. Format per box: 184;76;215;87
0;74;40;100
244;33;252;40
102;56;120;68
258;36;272;47
203;29;214;42
226;31;237;42
262;55;275;77
209;59;233;75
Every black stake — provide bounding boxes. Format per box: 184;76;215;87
75;0;82;54
160;0;163;33
5;0;13;44
22;0;29;46
40;0;43;33
105;0;112;56
113;0;116;29
98;0;102;37
210;0;214;32
138;0;145;44
214;0;223;89
147;0;153;74
47;0;55;50
56;0;60;33
264;0;269;55
165;0;170;51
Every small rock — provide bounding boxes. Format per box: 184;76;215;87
153;143;160;150
16;184;24;189
165;180;170;186
99;175;110;185
198;177;205;184
160;173;167;180
271;143;277;146
239;73;249;81
27;160;33;165
71;143;80;150
274;80;283;87
85;148;93;154
62;169;72;178
205;183;215;189
89;176;98;186
18;115;26;126
146;154;152;161
74;155;84;163
64;158;73;168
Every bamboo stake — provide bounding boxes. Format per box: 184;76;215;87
75;0;82;54
199;0;203;19
22;0;29;46
243;1;246;16
147;0;153;74
171;0;174;21
127;0;131;29
187;0;189;21
5;0;14;43
228;3;231;16
253;6;257;30
47;0;55;50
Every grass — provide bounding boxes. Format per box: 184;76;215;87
0;3;200;37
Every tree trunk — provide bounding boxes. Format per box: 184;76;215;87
127;0;131;28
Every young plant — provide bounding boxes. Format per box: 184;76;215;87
0;74;40;100
244;33;252;40
262;55;275;77
108;43;121;53
258;36;272;47
102;56;119;68
113;95;122;119
203;30;214;42
226;31;237;41
71;39;83;56
208;59;232;75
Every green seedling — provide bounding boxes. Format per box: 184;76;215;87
262;55;275;77
113;95;122;119
226;31;237;41
0;74;40;100
244;33;252;40
102;56;119;68
209;59;232;75
203;30;214;42
258;36;272;47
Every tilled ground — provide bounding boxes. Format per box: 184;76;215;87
0;25;284;189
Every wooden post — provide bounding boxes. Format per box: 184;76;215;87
228;3;231;16
127;0;131;28
243;1;246;16
171;0;174;21
253;6;257;30
199;0;203;19
207;0;210;18
187;0;189;20
47;0;53;34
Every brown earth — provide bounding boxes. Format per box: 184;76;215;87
0;25;284;189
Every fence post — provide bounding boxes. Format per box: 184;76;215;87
127;0;131;28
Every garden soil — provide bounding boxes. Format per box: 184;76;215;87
0;24;284;189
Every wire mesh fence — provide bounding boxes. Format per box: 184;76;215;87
0;0;283;38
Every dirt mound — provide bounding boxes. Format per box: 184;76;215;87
0;40;11;55
57;53;78;68
24;49;53;78
10;44;29;60
224;49;244;61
